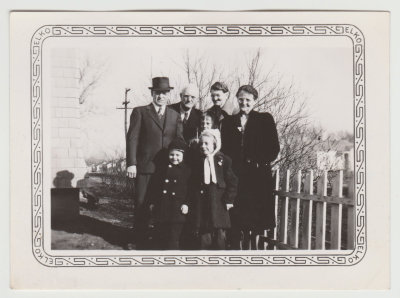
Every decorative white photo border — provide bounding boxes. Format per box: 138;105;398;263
31;24;366;267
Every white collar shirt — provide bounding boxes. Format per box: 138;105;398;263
179;105;192;122
152;103;166;116
240;113;249;129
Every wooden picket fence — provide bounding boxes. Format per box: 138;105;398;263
259;169;355;250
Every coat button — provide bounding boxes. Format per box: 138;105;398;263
200;190;204;194
165;179;169;183
172;192;175;196
174;179;177;183
163;190;167;194
168;164;172;168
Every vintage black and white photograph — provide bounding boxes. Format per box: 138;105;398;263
45;30;357;253
9;10;392;290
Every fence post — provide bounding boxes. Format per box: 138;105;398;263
288;170;301;248
279;170;290;244
330;171;343;250
346;172;355;249
300;170;313;249
271;168;280;250
315;171;328;249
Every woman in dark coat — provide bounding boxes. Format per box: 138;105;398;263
221;85;280;250
189;129;238;250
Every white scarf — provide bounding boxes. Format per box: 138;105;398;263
204;154;217;184
201;129;221;185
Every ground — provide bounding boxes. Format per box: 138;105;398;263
51;174;350;250
51;176;135;250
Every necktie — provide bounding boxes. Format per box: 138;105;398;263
183;111;189;124
157;107;163;119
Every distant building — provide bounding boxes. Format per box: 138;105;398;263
87;165;95;173
95;164;102;172
116;159;126;172
316;149;354;172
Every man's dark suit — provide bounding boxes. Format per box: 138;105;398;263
127;103;183;173
126;103;183;247
169;102;201;143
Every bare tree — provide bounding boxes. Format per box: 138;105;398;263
174;49;243;113
77;55;110;163
234;50;328;174
98;144;134;191
177;48;353;188
78;56;108;105
77;54;110;125
179;49;221;111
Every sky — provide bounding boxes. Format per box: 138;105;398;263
47;36;354;161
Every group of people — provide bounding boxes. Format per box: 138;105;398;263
126;77;280;250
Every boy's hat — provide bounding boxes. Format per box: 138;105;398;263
168;137;187;153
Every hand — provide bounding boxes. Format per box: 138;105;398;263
181;204;189;215
189;138;199;146
149;204;155;211
226;204;234;211
126;165;137;178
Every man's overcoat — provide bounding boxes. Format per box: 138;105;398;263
126;103;183;174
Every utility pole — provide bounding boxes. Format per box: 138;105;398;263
116;88;133;139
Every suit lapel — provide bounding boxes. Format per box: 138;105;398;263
146;104;163;129
186;109;197;128
170;103;180;114
243;111;255;137
163;106;174;131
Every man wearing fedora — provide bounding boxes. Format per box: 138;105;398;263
126;77;183;249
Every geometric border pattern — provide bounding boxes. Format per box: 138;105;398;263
31;24;366;267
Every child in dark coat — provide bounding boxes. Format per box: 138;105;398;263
148;138;191;250
189;129;238;250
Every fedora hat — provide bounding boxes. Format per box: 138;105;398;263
149;77;174;91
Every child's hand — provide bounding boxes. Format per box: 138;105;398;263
226;204;234;211
181;204;189;214
189;138;199;146
149;204;155;211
